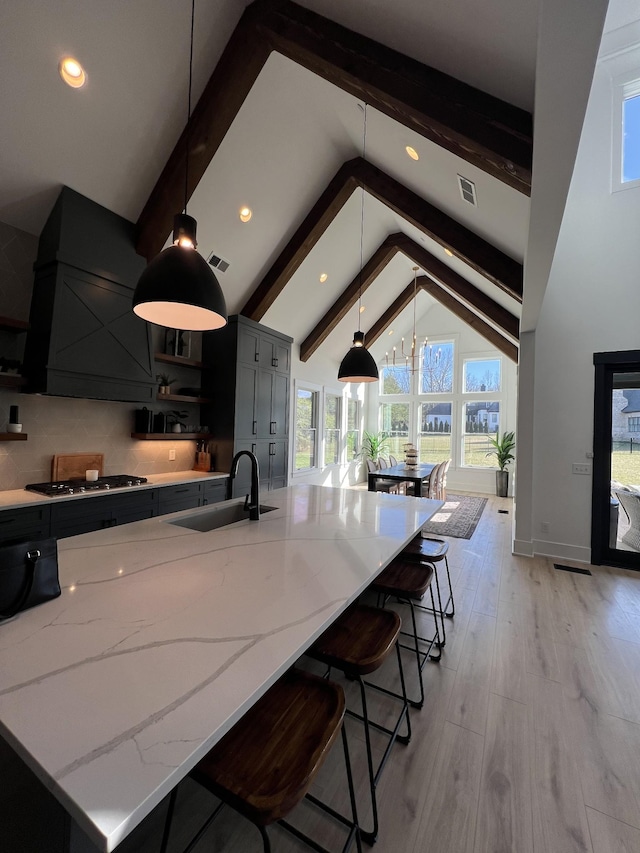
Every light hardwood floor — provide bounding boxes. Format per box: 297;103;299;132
4;492;640;852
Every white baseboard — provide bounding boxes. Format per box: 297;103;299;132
513;539;534;556
532;539;592;564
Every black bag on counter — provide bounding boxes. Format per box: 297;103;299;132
0;538;60;621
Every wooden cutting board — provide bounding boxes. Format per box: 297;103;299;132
52;452;105;481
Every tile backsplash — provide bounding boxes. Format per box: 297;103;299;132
0;394;209;489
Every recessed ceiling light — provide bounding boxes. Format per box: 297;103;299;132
319;273;328;283
388;329;394;335
59;56;86;88
239;207;252;222
405;146;419;161
444;248;454;257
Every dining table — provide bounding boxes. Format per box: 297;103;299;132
367;462;435;497
0;484;442;853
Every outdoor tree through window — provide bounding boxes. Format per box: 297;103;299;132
420;342;454;393
294;387;318;471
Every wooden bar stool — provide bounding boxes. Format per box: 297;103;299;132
371;558;442;710
307;604;411;845
402;534;455;618
160;668;362;853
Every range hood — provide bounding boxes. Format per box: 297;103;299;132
23;187;155;402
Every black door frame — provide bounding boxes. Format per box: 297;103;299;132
592;349;640;570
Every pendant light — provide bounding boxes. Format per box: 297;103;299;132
133;0;228;332
338;104;379;384
385;266;427;374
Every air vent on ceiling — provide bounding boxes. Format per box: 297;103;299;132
457;175;477;206
208;253;230;273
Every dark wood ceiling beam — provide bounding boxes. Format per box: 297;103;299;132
242;160;360;321
363;282;416;349
136;0;533;260
261;0;532;194
136;3;273;261
419;278;518;362
299;233;400;362
354;159;522;301
394;235;520;340
243;158;523;323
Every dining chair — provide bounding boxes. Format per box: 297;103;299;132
378;457;388;469
367;459;399;494
389;455;398;466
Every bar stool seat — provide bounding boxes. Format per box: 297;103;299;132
402;535;455;639
307;604;410;845
160;668;361;853
371;559;442;710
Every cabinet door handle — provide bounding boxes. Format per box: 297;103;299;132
254;349;259;362
252;420;257;435
272;356;278;367
174;488;189;494
269;443;275;456
270;421;276;434
252;443;257;454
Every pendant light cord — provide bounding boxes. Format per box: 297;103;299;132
184;0;195;215
357;104;367;332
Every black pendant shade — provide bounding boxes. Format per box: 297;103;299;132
338;331;379;383
133;214;228;331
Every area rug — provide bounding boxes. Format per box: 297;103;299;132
420;494;488;539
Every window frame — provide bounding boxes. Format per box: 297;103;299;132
293;381;321;473
612;70;640;193
323;389;343;468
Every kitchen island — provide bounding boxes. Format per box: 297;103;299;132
0;485;441;852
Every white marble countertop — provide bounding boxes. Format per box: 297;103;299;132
0;485;440;852
0;471;229;510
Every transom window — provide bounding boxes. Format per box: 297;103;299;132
613;73;640;192
463;357;501;392
420;341;454;393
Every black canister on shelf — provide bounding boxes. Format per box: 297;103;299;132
135;407;153;433
9;405;19;424
153;411;166;434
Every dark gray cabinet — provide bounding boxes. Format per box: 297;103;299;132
202;316;292;497
0;479;229;542
0;505;51;545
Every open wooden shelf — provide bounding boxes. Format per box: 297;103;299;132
156;393;212;404
131;433;211;441
0;316;29;333
0;432;27;441
155;352;203;369
0;374;27;388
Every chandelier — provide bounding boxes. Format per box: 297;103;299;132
385;266;427;374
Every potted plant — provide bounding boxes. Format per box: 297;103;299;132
360;431;390;466
156;372;175;395
486;430;515;497
167;410;189;434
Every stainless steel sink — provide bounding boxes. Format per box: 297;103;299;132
168;502;277;532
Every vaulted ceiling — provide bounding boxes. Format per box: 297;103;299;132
0;0;544;368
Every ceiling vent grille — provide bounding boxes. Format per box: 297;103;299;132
457;175;477;206
208;253;230;273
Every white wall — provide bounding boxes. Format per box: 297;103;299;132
526;15;640;562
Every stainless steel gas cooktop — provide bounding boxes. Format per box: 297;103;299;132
25;475;148;497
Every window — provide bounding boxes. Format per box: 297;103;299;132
420;341;454;393
463;357;501;392
613;74;640;192
346;399;360;460
380;402;410;458
324;393;341;466
629;416;640;432
380;363;411;395
419;402;452;463
623;90;640;183
463;401;501;467
294;387;318;471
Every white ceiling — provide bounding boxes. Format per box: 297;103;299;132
0;0;543;366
